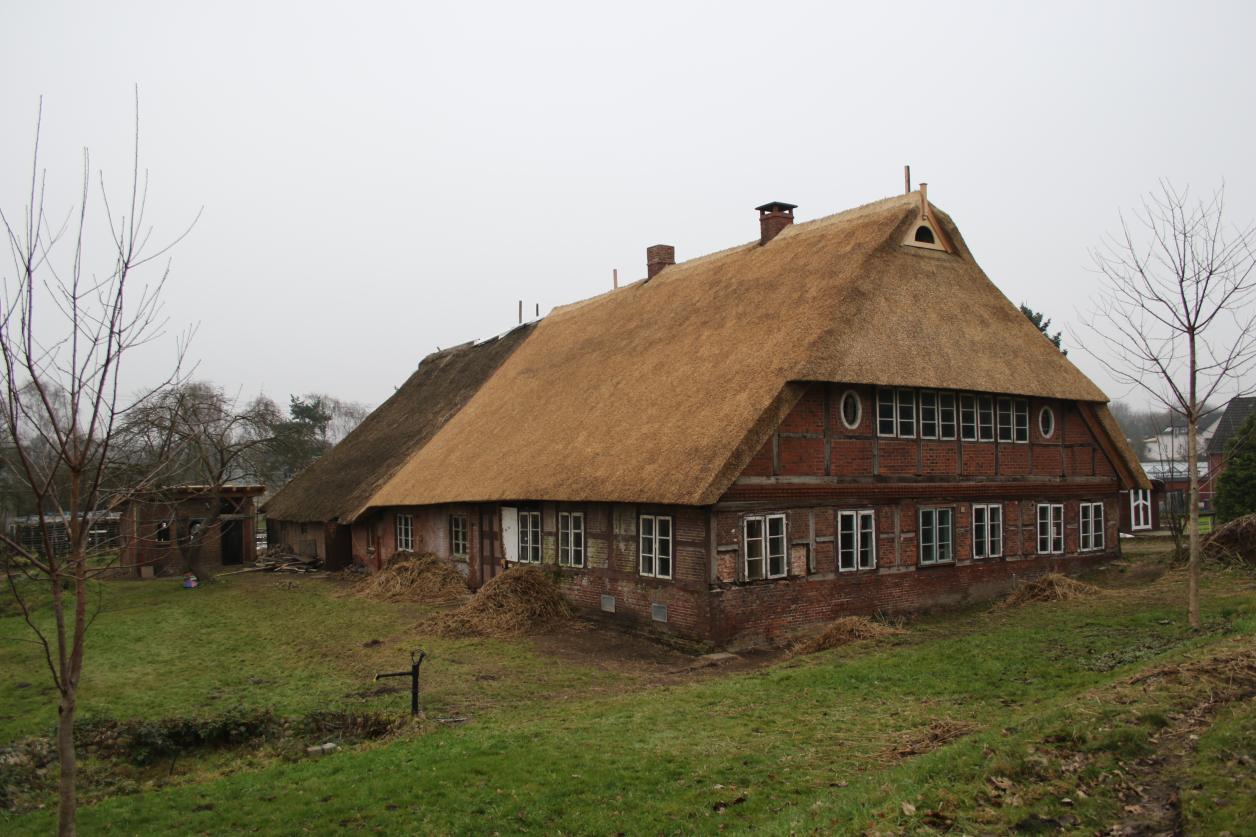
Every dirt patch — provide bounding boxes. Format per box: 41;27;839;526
421;565;571;638
999;573;1099;608
789;616;906;656
351;553;470;605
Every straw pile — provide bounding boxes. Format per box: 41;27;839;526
1203;513;1256;565
352;553;470;605
789;616;906;656
999;573;1099;608
884;719;977;761
423;564;571;638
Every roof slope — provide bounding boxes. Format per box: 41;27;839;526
369;192;1140;508
1209;396;1256;456
262;324;534;523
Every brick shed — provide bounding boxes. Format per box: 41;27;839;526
118;485;264;577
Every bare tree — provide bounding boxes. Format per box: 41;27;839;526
0;98;195;835
1084;181;1256;628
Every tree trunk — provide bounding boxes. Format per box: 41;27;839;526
1187;412;1201;629
56;686;77;836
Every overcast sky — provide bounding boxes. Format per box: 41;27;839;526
3;1;1254;411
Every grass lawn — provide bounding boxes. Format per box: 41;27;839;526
2;546;1254;834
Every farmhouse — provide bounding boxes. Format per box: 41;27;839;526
275;189;1148;646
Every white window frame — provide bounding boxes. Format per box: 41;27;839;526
395;513;413;552
838;510;877;572
558;511;585;567
1014;399;1029;443
449;514;468;556
919;391;938;439
972;503;1003;559
518;510;542;563
897;389;916;438
918;507;954;566
938;392;957;440
743;513;787;579
977;396;995;442
639;515;672;579
877;388;896;437
959;394;977;441
1036;503;1064;554
1130;489;1152;531
839;390;862;430
1080;501;1105;551
1039;406;1056;439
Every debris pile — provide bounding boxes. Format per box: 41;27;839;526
255;553;322;573
353;552;470;605
789;615;906;656
1203;512;1256;565
999;572;1099;608
884;718;976;760
423;564;571;637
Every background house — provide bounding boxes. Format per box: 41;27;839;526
118;485;264;577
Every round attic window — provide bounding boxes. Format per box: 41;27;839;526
914;225;935;244
840;390;862;430
1039;406;1056;439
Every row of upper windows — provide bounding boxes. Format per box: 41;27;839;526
740;501;1106;578
862;388;1057;443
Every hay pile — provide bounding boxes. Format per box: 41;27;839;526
423;564;571;638
884;719;976;760
353;553;470;605
1203;513;1256;564
999;573;1099;608
790;616;906;656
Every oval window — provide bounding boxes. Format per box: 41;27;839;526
1039;406;1055;439
840;390;862;430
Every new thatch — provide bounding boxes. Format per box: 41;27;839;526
262;324;534;524
422;564;571;637
369;192;1147;509
999;573;1100;608
350;552;470;604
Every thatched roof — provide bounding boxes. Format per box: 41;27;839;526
262;324;534;523
366;192;1146;508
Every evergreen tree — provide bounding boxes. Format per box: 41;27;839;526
1020;304;1067;355
1215;411;1256;522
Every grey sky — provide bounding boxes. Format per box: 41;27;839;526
3;1;1254;410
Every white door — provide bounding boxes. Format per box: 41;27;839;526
501;507;518;563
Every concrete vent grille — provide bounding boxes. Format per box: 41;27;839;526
600;595;616;613
651;602;668;623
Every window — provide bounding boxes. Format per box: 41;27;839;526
997;398;1014;442
939;393;957;440
897;390;916;438
639;515;672;579
977;396;994;441
1039;406;1056;439
744;514;787;579
1037;504;1064;554
914;225;935;244
840;390;862;430
396;513;414;552
1130;489;1152;531
1014;399;1029;443
450;514;468;556
518;511;541;563
559;512;584;567
960;394;977;441
919;508;954;565
155;520;171;542
972;504;1003;559
919;391;938;438
1080;502;1105;551
838;510;877;571
877;389;896;436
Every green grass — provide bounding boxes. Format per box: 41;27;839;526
3;556;1255;834
1182;698;1256;834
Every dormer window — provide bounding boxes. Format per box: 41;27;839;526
901;183;951;252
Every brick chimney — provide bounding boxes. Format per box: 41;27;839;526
646;244;675;279
756;201;797;245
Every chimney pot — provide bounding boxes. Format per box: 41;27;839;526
646;244;675;279
755;201;797;245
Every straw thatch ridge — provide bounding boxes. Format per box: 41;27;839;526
368;192;1146;509
262;324;535;524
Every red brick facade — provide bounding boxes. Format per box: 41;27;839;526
360;382;1125;647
